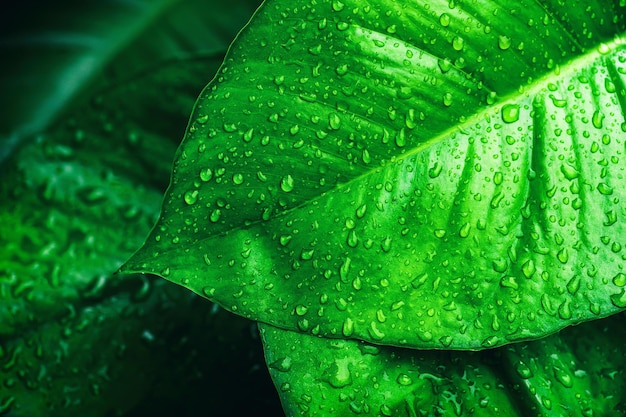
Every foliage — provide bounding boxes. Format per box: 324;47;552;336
3;0;626;416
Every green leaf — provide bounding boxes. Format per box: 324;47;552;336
260;312;626;416
123;0;626;349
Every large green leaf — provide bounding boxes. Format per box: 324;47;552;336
123;0;626;349
261;312;626;416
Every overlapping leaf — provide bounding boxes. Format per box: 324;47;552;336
123;0;626;349
261;312;626;416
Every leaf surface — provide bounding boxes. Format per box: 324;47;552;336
261;313;626;416
124;0;626;349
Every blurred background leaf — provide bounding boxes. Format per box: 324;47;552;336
0;0;262;160
0;0;285;416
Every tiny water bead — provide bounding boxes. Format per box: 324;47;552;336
183;190;198;205
280;175;295;192
501;104;520;123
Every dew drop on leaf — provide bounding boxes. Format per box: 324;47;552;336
613;273;626;287
232;173;244;185
439;13;451;27
342;317;354;337
610;289;626;308
199;168;213;182
209;209;222;223
515;361;533;379
368;322;385;341
597;182;613;195
498;35;512;50
331;0;344;12
553;366;573;388
280;175;295;192
452;36;464;51
396;374;413;386
243;127;254;142
521;259;535;278
328;113;342;130
501;104;520;123
184;190;198;205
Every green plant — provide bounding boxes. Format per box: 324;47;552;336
3;0;626;416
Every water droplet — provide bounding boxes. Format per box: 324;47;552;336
558;300;572;320
598;43;611;54
613;273;626;287
556;248;569;263
295;305;308;316
362;149;371;164
223;122;237;132
300;249;315;260
232;173;244;185
439;335;453;347
396;374;413;386
501;104;520;123
498;35;511;50
458;222;471;238
553;366;573;388
342;317;354;336
452;36;464;51
331;0;345;12
560;163;579;180
209;209;222;223
280;175;295;192
439;13;451;27
395;128;406;147
323;361;352;388
566;276;581;295
428;162;442;178
328;113;342;130
515;361;533;379
521;259;535;278
368;322;385;341
443;92;453;107
592;110;605;129
381;237;392;252
438;58;453;73
346;229;359;247
610;288;626;308
597;183;613;195
243;127;254;142
200;168;213;182
356;204;367;218
339;257;351;282
481;335;499;347
269;357;293;372
335;64;348;76
279;235;292;247
184;190;198;205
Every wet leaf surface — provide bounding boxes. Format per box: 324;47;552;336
124;0;626;349
261;312;626;416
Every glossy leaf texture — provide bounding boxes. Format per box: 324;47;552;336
123;0;626;349
261;313;626;417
